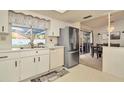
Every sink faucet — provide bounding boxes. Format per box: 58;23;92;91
29;35;34;48
29;41;34;48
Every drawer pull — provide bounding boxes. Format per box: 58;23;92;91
38;57;40;62
34;58;36;63
0;56;8;59
15;61;17;68
2;26;4;32
50;48;55;50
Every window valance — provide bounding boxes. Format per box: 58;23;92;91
9;10;50;30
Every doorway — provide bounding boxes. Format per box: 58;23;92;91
79;31;102;71
80;31;92;54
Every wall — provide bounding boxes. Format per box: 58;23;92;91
103;47;124;78
93;18;124;46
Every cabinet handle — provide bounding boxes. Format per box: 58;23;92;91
0;56;8;59
15;61;17;68
38;57;40;62
34;58;36;63
2;26;4;32
50;48;55;50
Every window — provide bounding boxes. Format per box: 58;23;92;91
12;25;46;48
32;28;46;45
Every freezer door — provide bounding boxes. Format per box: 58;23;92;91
64;50;79;68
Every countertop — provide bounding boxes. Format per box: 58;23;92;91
0;46;64;53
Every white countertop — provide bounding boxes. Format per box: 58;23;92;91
0;46;64;53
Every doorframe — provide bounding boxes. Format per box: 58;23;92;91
79;29;93;54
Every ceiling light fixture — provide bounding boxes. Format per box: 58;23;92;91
55;10;67;13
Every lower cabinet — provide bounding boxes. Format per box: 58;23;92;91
50;48;64;69
36;55;49;75
0;59;20;82
20;54;49;80
0;48;64;81
20;56;37;80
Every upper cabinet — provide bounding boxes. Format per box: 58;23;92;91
0;10;9;33
48;20;60;36
48;19;69;37
47;19;70;37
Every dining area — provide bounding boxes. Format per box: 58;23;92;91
91;44;103;59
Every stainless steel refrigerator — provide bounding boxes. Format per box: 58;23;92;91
58;26;79;68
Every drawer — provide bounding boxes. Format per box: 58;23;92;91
0;52;20;60
20;50;36;57
35;49;49;55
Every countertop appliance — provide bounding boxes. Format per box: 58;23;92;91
58;26;79;68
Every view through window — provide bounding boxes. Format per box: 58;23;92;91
12;25;46;48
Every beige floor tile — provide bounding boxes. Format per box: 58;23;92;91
55;64;124;82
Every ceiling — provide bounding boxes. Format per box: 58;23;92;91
81;10;124;28
32;10;116;23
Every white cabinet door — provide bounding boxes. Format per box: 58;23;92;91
57;48;64;66
0;10;8;33
0;59;20;82
20;56;37;80
50;48;64;69
48;20;60;36
36;55;49;75
50;49;58;69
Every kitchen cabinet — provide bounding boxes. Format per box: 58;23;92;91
48;20;60;36
58;48;64;66
20;49;50;80
0;48;65;81
36;55;49;75
0;59;20;82
0;10;9;33
50;47;64;69
20;56;37;80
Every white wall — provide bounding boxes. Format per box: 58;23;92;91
93;18;124;46
103;47;124;78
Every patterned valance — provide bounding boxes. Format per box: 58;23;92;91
9;10;50;30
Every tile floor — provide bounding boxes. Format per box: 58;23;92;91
80;54;102;71
55;64;124;82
